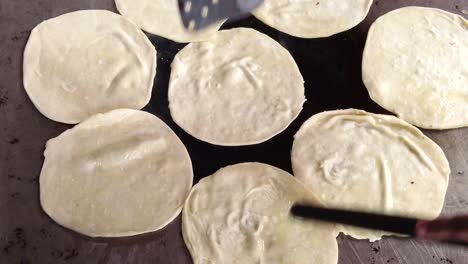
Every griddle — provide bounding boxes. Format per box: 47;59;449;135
1;0;467;263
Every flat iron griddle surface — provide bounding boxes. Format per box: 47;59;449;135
1;0;467;263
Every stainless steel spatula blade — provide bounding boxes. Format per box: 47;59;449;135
178;0;264;31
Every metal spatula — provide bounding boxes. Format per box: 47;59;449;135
177;0;264;31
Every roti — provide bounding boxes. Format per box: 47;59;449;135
23;10;156;124
292;109;450;241
169;28;305;146
253;0;373;38
362;7;468;129
40;109;193;237
183;163;339;264
115;0;223;43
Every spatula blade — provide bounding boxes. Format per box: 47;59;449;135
177;0;264;31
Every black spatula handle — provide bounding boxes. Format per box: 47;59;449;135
291;204;418;235
291;204;468;246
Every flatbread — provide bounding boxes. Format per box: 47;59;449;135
253;0;373;38
362;7;468;129
169;28;305;146
40;109;193;237
23;10;156;124
115;0;223;43
292;109;450;241
183;163;339;264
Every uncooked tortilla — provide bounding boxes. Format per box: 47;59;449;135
253;0;373;38
183;163;339;264
115;0;223;43
362;7;468;129
169;28;305;146
292;109;450;241
23;10;156;124
40;109;193;237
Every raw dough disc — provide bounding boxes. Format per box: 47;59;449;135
40;109;193;237
292;109;450;241
115;0;223;43
23;10;156;124
362;7;468;129
183;162;339;264
169;28;305;146
253;0;373;38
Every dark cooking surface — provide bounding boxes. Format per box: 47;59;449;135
1;0;467;263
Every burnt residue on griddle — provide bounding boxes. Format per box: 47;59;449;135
13;228;27;249
0;93;7;107
457;171;464;175
63;249;79;260
2;228;27;255
440;257;454;264
7;174;23;182
372;245;381;253
28;177;38;184
50;249;64;259
50;248;79;261
3;241;14;254
10;30;30;42
7;137;20;144
386;258;395;263
433;255;455;264
9;192;20;199
39;228;52;240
